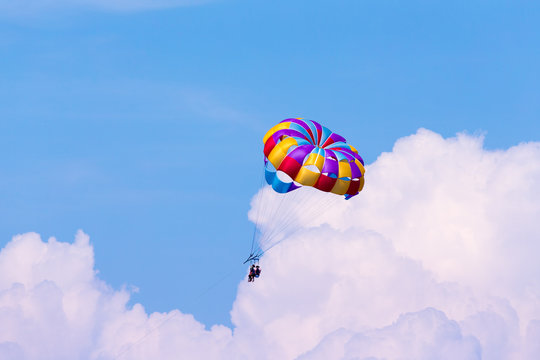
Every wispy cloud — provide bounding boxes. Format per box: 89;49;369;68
0;0;214;17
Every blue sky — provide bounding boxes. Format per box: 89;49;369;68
1;0;539;328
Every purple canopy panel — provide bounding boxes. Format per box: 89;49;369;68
279;118;300;124
284;118;316;144
338;148;359;162
337;151;355;162
329;133;346;143
350;162;362;179
287;145;315;164
341;148;365;165
324;149;338;161
312;120;323;145
321;156;339;177
272;129;306;142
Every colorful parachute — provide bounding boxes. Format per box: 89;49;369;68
245;118;366;263
263;118;365;199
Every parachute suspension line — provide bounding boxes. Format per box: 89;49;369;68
247;163;268;262
251;187;273;258
261;192;342;254
243;253;260;264
249;167;266;257
256;188;303;250
280;190;340;246
260;191;337;252
258;189;306;252
264;188;328;247
247;184;296;262
254;186;344;255
255;183;294;252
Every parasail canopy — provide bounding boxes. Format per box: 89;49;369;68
263;118;365;199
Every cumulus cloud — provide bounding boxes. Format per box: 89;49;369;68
297;308;482;360
1;129;539;359
332;130;540;323
0;231;231;360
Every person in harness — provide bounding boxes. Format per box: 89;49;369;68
247;264;262;282
248;264;256;282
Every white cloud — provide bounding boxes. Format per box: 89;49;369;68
0;231;231;360
297;308;482;360
330;130;540;323
0;129;539;359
